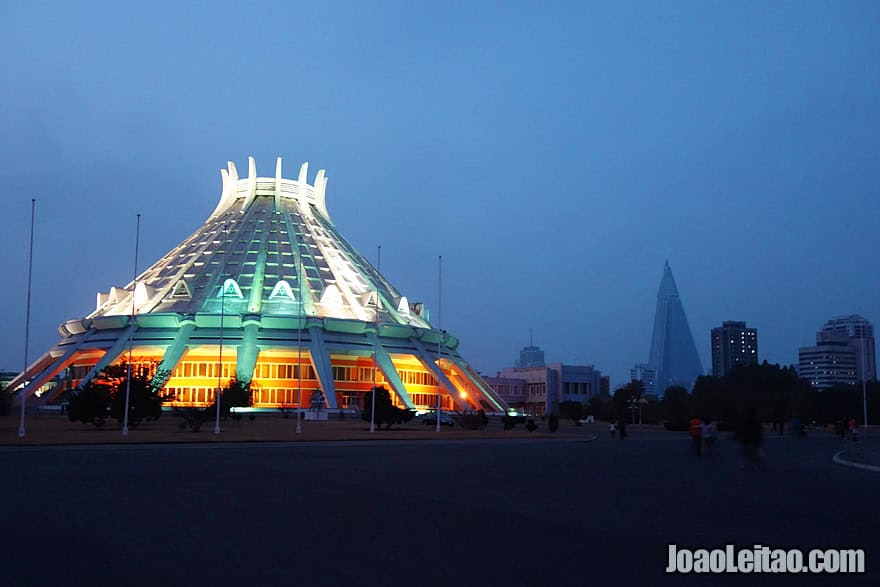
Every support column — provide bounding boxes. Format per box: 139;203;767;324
307;325;337;408
452;359;508;412
410;338;468;411
150;323;196;390
367;333;414;409
76;323;136;391
236;320;261;385
12;348;79;400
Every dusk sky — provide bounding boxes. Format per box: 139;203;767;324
1;1;878;388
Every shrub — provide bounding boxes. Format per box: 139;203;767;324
455;410;489;430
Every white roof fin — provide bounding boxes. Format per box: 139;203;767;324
274;156;283;213
241;156;258;212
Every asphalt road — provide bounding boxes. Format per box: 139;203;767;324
1;430;876;586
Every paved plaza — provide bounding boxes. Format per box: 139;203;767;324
1;428;876;585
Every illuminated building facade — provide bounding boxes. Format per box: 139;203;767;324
9;157;508;413
710;320;758;377
798;315;875;388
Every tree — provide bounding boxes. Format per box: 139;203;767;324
559;401;586;423
661;385;691;422
68;380;113;427
110;367;164;426
68;361;167;428
216;378;253;420
0;383;12;417
587;396;613;422
612;380;643;421
361;386;414;429
176;379;253;431
456;410;489;430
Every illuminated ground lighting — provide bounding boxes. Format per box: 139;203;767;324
9;157;508;415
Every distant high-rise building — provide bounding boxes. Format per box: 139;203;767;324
819;315;875;383
515;330;545;368
799;315;875;388
630;363;656;396
711;321;758;377
648;261;703;394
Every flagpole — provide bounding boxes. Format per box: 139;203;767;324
436;255;442;432
296;304;303;434
370;245;380;433
122;213;141;436
296;261;303;434
214;224;227;435
18;198;35;438
861;317;868;427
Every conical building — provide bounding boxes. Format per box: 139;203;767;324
9;157;508;413
648;261;703;394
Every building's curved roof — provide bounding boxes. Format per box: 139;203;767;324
85;157;431;329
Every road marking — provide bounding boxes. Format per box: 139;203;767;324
832;450;880;473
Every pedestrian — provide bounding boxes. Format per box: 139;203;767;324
688;416;703;456
701;419;716;456
736;407;763;469
848;416;858;444
618;418;627;440
609;422;617;439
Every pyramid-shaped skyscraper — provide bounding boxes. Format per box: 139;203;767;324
9;157;508;413
648;261;703;394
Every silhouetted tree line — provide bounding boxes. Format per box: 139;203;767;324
663;362;880;427
571;362;879;428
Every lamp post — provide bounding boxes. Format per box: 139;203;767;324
861;318;868;428
436;255;442;432
296;298;303;434
18;198;35;439
122;213;141;436
214;224;227;435
370;245;380;433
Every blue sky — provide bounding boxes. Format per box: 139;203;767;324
1;1;878;387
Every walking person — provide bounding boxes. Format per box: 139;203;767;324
688;416;703;457
618;418;627;440
848;416;858;445
609;422;617;439
737;407;763;469
701;419;716;457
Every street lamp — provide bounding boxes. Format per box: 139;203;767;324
861;317;868;428
18;198;36;439
122;213;141;437
370;245;381;433
435;255;443;432
214;223;227;435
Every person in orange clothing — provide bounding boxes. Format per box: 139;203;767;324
689;416;703;456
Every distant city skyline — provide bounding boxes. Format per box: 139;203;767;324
1;2;878;389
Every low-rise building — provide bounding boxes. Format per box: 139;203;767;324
489;363;604;416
